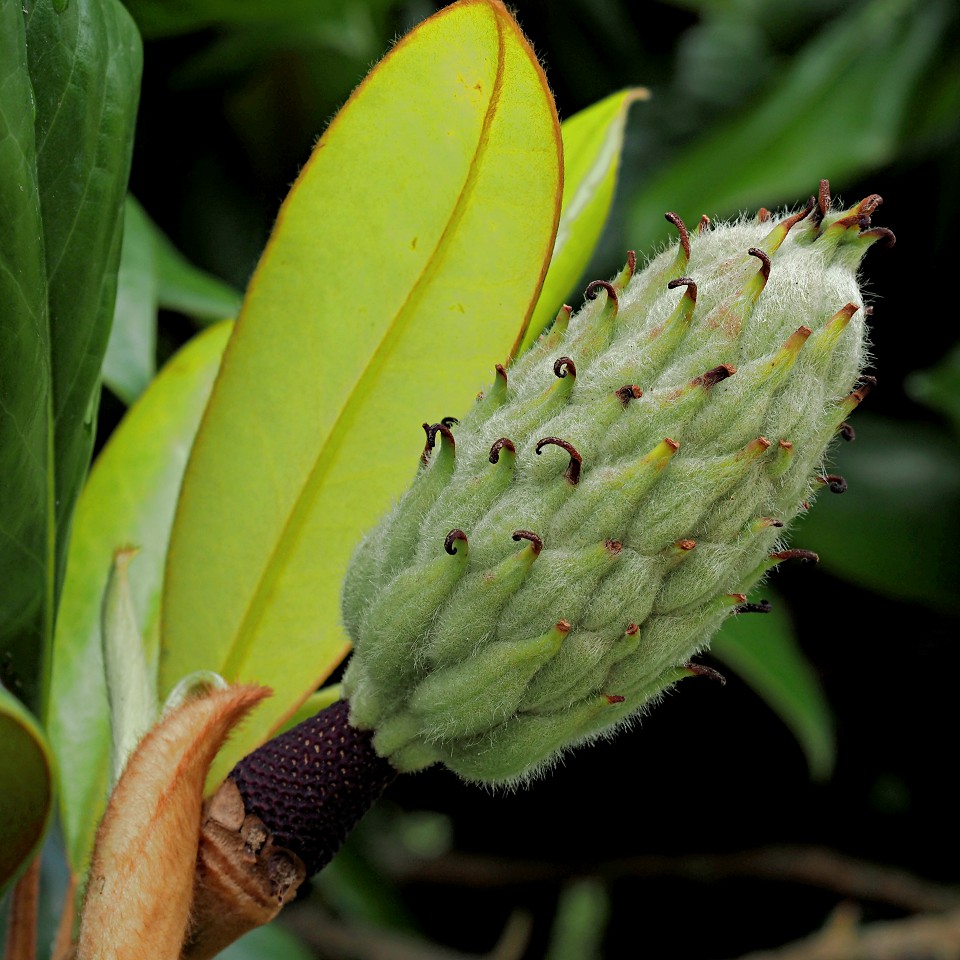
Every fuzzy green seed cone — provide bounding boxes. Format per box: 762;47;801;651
341;183;891;785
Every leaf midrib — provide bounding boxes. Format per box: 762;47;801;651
218;10;508;686
19;7;58;724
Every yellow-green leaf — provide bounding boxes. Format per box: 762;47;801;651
161;0;563;784
0;682;54;895
520;88;647;353
49;323;231;876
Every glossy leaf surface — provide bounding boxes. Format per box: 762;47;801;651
0;1;48;714
162;0;563;784
0;682;54;895
712;600;835;781
521;88;646;353
0;0;141;715
50;324;231;875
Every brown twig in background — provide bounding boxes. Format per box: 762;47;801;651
616;846;960;915
732;901;960;960
383;844;960;915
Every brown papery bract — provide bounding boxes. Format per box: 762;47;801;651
76;685;270;960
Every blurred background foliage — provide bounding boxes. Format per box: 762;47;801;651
19;0;960;956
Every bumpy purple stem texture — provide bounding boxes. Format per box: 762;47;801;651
228;699;396;875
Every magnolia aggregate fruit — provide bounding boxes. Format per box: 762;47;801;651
340;181;891;784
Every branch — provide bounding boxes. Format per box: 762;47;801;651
734;902;960;960
384;846;960;915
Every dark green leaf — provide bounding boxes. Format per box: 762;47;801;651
0;0;50;714
0;0;142;716
152;214;243;323
712;600;836;781
123;0;394;39
170;8;390;88
907;343;960;435
317;836;419;933
27;0;143;586
799;414;960;613
628;0;948;253
0;682;54;895
218;923;311;960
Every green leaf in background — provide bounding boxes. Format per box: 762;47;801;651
317;836;420;934
0;1;49;715
169;1;395;88
218;923;312;960
152;206;243;323
545;878;609;960
520;88;647;353
0;0;141;717
122;0;391;38
907;343;960;436
628;0;947;253
161;0;563;785
104;195;241;403
797;414;960;614
49;323;231;877
712;600;835;781
0;682;54;895
104;197;158;405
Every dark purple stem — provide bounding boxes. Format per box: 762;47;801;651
228;699;397;876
